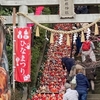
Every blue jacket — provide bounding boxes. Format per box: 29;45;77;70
75;73;90;92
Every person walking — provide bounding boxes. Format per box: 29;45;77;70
75;68;90;100
69;64;85;89
79;38;96;62
61;57;75;76
63;83;78;100
82;55;97;94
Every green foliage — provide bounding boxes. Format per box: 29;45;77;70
30;27;46;85
98;42;100;47
28;7;34;13
49;6;59;14
42;7;51;14
6;33;13;72
0;6;13;15
31;49;39;84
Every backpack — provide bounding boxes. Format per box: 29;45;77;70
82;41;91;51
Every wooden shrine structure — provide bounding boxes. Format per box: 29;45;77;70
0;0;100;26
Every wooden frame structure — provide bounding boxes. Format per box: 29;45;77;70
0;0;100;24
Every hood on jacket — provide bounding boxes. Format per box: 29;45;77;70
76;73;86;80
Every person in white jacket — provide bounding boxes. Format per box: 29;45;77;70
63;83;78;100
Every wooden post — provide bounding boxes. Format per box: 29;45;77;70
12;7;16;100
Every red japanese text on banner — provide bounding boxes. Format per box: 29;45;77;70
15;27;31;82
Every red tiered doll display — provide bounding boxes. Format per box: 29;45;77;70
32;23;72;100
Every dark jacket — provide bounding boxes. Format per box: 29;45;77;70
75;73;90;92
61;57;75;72
82;61;96;80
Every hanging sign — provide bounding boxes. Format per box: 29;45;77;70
59;0;75;18
15;27;31;82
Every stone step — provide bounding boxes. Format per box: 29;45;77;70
94;67;100;93
87;94;100;98
87;98;100;100
87;94;100;100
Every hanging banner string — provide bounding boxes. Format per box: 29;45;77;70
17;12;100;34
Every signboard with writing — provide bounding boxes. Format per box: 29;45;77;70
15;27;31;82
59;0;75;18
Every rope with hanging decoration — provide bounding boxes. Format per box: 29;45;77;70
0;16;6;22
16;12;99;45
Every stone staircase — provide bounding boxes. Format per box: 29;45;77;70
95;67;100;94
87;94;100;100
87;66;100;100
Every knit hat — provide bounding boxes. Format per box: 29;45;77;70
64;83;71;89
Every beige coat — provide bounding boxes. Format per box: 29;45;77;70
69;64;85;77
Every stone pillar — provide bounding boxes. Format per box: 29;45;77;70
18;5;28;100
18;5;28;27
